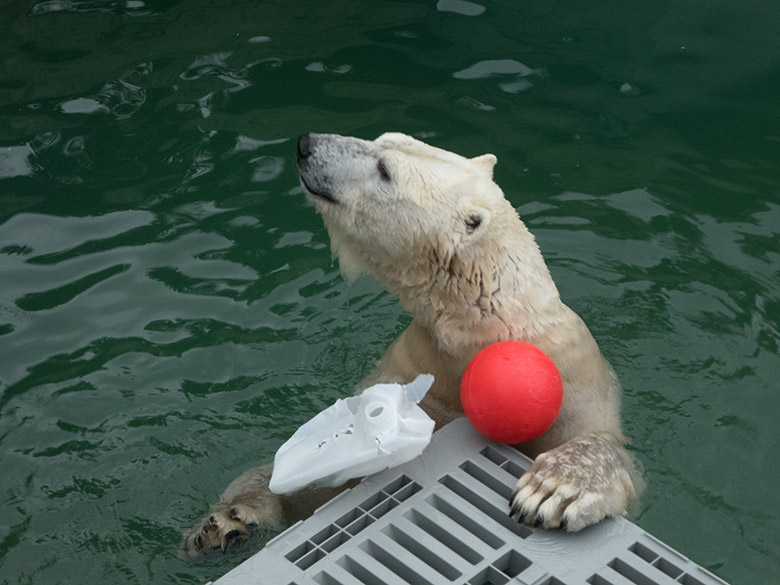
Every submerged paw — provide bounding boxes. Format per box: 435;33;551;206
180;507;254;559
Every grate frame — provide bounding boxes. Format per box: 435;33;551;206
209;418;730;585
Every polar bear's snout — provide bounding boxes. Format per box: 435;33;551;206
297;133;317;162
296;133;381;206
297;133;341;204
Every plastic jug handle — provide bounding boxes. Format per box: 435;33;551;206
404;374;434;403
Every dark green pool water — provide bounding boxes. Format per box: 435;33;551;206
1;1;779;583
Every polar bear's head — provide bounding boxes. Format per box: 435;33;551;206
296;133;516;287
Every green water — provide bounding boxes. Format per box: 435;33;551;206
1;1;779;583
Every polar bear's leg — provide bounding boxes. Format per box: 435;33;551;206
509;432;639;531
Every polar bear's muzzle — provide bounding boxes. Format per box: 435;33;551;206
296;133;317;163
297;133;339;204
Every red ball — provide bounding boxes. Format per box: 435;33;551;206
461;341;563;443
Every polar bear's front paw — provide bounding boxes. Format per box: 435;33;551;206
179;502;265;558
509;433;637;532
180;465;287;559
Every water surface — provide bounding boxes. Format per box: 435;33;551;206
1;1;779;584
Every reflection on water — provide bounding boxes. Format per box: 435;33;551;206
0;144;35;178
1;1;779;584
437;0;485;17
29;0;153;16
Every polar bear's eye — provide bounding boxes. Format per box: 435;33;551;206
377;160;391;182
465;214;482;233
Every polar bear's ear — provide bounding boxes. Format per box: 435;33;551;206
471;153;497;178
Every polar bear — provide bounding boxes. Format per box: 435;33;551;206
180;132;639;557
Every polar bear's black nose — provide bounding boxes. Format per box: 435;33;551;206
297;133;316;161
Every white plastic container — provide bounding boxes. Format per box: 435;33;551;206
269;374;435;494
